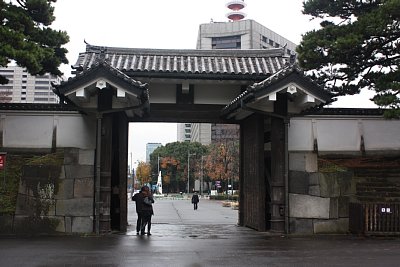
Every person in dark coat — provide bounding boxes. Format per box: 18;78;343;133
140;185;154;235
191;192;199;210
131;188;144;235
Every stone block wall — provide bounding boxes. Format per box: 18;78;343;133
54;148;95;233
2;148;95;234
288;152;353;234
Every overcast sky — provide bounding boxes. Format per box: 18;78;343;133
52;0;377;166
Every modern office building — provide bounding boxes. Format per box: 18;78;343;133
177;123;192;142
177;1;298;145
0;66;63;103
145;143;162;162
196;19;297;54
190;123;211;145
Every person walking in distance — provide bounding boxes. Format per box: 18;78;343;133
140;185;154;235
131;187;144;235
191;192;199;210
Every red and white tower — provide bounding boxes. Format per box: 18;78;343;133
226;0;247;21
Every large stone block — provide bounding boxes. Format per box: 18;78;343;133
289;171;309;194
65;216;72;233
314;218;349;234
330;197;339;219
55;198;94;216
15;194;55;216
15;194;35;216
13;215;60;234
78;149;95;165
64;165;94;180
309;173;320;185
74;178;94;198
0;215;14;233
338;171;354;196
319;173;340;198
289;193;330;219
72;217;93;233
55;179;74;200
290;218;314;234
55;216;66;232
309;185;321;197
289;152;318;172
63;148;79;165
22;165;60;181
338;196;350;218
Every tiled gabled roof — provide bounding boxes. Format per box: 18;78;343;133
221;64;332;117
73;44;289;78
57;59;149;102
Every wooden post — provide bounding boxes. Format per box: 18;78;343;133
270;93;288;232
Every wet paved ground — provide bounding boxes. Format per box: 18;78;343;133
1;196;400;266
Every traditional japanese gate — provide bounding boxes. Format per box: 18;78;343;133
54;44;330;233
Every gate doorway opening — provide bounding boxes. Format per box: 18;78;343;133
124;122;240;230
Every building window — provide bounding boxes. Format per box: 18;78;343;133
269;40;274;46
0;69;14;73
212;35;241;49
34;97;49;101
261;35;268;43
34;92;49;96
35;81;49;85
35;86;50;90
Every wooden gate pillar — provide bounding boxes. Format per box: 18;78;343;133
269;93;288;232
111;113;128;232
239;113;266;231
97;112;128;233
99;114;113;233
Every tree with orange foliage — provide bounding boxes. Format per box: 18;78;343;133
203;140;239;193
150;141;208;193
135;161;151;185
159;156;180;193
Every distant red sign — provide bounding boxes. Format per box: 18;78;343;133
0;154;6;170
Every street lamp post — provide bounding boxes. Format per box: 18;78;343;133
187;152;196;193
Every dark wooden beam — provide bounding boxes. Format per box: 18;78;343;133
131;104;228;123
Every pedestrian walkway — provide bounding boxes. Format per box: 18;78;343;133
1;198;400;267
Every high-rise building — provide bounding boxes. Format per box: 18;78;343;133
190;20;296;144
0;66;63;103
196;19;297;54
145;143;162;162
190;123;211;145
177;123;192;142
